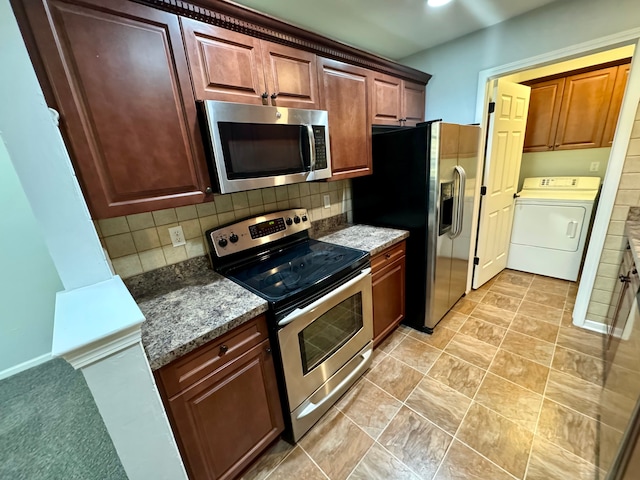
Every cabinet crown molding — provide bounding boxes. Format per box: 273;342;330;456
136;0;432;85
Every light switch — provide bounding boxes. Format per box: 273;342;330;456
590;162;600;172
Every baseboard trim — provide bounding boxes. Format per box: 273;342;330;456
582;319;608;335
0;352;53;381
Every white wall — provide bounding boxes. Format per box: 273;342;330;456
0;139;63;375
401;0;640;124
519;148;611;189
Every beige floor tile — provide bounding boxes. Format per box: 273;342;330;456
561;310;573;327
405;376;471;435
555;326;602;358
464;288;488;303
376;329;407;354
536;399;597;464
605;363;640;401
434;440;514;480
240;439;295;480
444;332;498;369
335;379;402;439
457;403;533;479
564;296;576;311
500;331;554;366
378;406;452;479
390;336;442;373
265;446;327;480
600;423;624;473
299;409;373;480
459;317;507;346
531;276;571;295
523;290;566;310
428;352;485;398
366;355;423;401
525;436;600;480
551;346;603;385
489;349;549;394
474;373;543;431
452;298;478;315
370;349;387;369
407;325;456;350
496;270;534;287
517;301;563;325
481;291;522;312
509;314;559;344
469;303;515;328
600;386;638;431
438;311;468;331
489;282;529;299
348;443;420;480
545;370;601;418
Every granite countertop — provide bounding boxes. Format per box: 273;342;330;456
125;257;268;370
315;224;409;256
626;207;640;266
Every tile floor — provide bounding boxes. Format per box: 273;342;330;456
241;269;609;480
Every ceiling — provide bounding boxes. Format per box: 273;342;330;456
231;0;561;60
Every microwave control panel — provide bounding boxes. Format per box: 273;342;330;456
313;126;328;170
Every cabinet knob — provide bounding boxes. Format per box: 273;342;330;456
271;92;278;99
265;347;272;354
385;253;391;259
219;344;228;355
205;186;213;194
548;145;553;149
261;92;269;99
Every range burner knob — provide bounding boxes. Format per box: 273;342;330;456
301;215;308;222
286;217;293;226
218;238;228;248
229;233;239;243
294;216;301;224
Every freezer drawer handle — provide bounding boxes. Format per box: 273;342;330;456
566;221;578;238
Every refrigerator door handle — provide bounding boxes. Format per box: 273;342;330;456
451;166;466;239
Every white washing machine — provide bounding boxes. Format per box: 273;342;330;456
506;176;600;281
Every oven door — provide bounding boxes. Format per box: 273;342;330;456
277;267;373;421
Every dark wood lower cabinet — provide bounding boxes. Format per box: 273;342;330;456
371;241;406;346
157;315;284;480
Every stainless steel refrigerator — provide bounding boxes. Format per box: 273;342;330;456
352;121;480;332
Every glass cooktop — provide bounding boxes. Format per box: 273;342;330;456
226;239;368;303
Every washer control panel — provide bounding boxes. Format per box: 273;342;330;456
208;208;311;257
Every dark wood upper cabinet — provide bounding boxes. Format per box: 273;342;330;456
523;61;629;153
554;66;618;150
370;73;425;126
261;41;319;109
182;19;319;108
21;0;211;218
318;58;372;180
402;80;426;126
523;78;565;152
181;18;267;105
603;63;631;147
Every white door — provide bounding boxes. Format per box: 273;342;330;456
473;79;531;288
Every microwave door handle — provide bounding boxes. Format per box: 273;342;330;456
306;124;316;173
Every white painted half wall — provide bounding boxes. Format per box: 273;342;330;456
401;0;640;124
0;139;63;376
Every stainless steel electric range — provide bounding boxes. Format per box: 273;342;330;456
206;208;373;442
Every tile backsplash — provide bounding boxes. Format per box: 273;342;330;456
95;180;352;279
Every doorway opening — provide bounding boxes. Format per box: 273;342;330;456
470;37;640;333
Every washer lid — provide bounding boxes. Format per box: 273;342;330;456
519;176;601;201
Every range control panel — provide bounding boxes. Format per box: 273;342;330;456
208;208;311;257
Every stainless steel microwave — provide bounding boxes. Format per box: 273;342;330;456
201;100;332;194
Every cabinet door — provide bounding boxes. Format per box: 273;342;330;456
602;63;631;147
261;41;319;109
167;340;284;480
554;66;618;150
402;80;426;126
523;78;565;152
181;18;267;105
22;0;210;218
370;72;403;126
372;255;406;347
318;58;372;180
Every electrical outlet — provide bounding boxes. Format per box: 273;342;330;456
323;194;331;209
168;226;186;247
590;161;600;172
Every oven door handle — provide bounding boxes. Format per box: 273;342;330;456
295;347;372;421
277;267;372;327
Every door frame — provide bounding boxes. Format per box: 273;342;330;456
469;27;640;332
